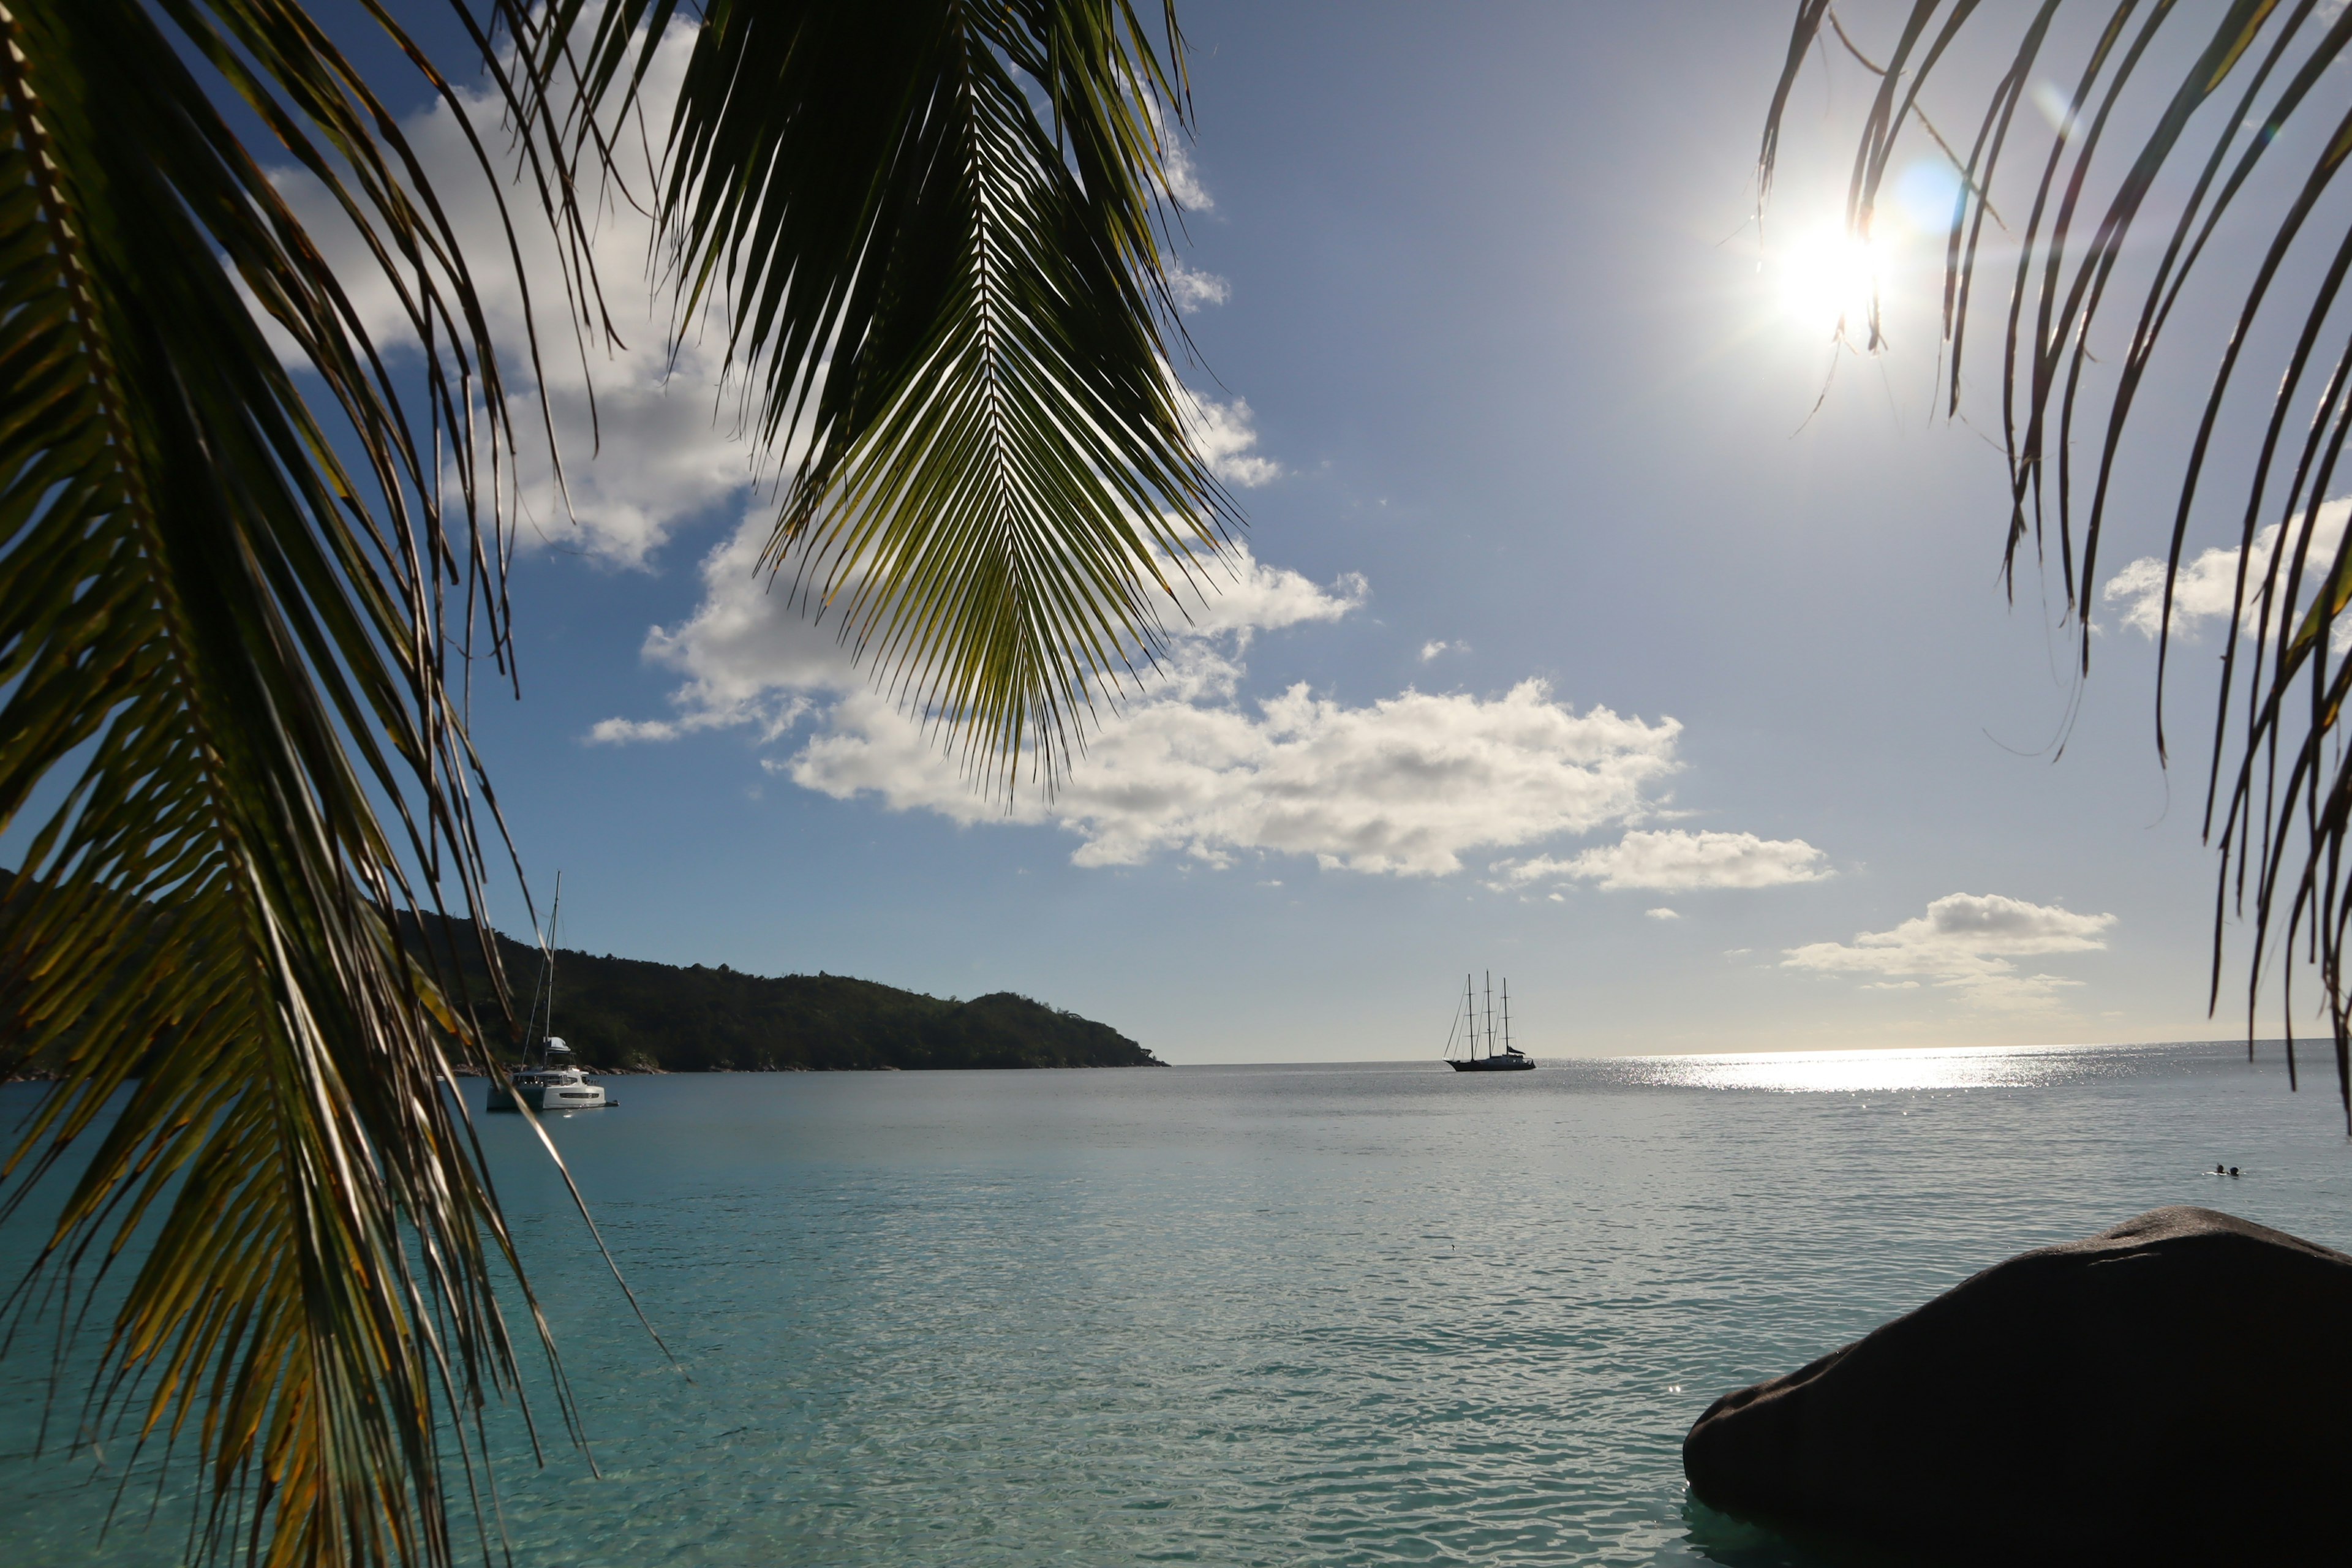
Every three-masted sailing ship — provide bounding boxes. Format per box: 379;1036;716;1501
1444;971;1533;1072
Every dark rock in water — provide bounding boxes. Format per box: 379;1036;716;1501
1683;1207;2352;1566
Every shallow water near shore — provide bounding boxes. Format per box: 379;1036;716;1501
6;1041;2350;1566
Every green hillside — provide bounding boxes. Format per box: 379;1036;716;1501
415;918;1161;1072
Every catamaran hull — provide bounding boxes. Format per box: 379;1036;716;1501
1449;1056;1534;1072
487;1079;612;1112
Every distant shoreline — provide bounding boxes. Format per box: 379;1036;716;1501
450;1059;1161;1077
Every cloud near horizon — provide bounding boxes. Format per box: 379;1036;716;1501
1782;892;2115;1009
587;516;1782;876
1489;829;1830;892
791;676;1683;874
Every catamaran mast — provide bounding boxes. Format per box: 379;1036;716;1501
530;872;562;1064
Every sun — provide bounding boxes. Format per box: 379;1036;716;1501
1772;224;1890;343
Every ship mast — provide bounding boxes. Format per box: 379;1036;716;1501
529;872;562;1065
1501;978;1511;1055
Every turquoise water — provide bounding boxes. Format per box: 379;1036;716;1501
6;1042;2351;1565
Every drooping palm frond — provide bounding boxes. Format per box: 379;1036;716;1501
0;1;594;1561
540;0;1238;786
1763;1;2352;1121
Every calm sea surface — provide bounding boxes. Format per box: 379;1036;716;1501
6;1041;2351;1566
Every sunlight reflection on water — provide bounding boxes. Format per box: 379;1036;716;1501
1626;1042;2143;1095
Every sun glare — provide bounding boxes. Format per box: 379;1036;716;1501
1773;224;1890;342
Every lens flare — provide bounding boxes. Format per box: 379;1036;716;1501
1772;224;1890;344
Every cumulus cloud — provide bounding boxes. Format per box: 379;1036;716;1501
2103;498;2351;646
581;518;845;745
265;38;1274;566
263;32;772;568
1167;257;1231;311
1183;394;1283;488
1645;907;1680;921
1490;829;1831;892
1420;639;1464;662
1166;545;1366;642
791;674;1681;875
1782;892;2116;1008
594;514;1695;875
1158;119;1214;213
589;515;1357;739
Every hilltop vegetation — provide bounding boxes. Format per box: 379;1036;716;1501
415;918;1160;1072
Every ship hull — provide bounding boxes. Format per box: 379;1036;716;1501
488;1076;611;1111
1449;1055;1534;1072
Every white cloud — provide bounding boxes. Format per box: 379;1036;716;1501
265;40;1276;567
264;32;769;569
1645;907;1680;921
1167;257;1231;311
1184;394;1283;488
1490;829;1831;892
1164;545;1365;643
2103;497;2351;646
1420;639;1465;662
1158;116;1213;212
1782;892;2116;1009
594;514;1692;875
790;674;1683;875
584;513;861;745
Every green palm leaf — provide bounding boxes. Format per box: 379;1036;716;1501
1764;2;2352;1120
0;2;592;1561
549;0;1238;786
4;1;1230;1560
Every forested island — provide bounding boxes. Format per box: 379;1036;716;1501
413;917;1161;1072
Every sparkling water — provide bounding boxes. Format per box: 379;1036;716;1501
6;1042;2348;1565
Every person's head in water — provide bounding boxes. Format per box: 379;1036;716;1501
2231;1167;2241;1177
2216;1163;2226;1174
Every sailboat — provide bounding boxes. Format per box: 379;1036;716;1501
487;875;612;1113
1444;971;1533;1072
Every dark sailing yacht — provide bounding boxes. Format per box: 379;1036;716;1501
1444;971;1533;1072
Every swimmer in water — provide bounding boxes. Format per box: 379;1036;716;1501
2215;1164;2226;1175
2231;1167;2241;1177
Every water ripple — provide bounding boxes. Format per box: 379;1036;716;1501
4;1042;2346;1565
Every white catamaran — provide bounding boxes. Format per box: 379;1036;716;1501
1444;971;1533;1072
488;876;612;1113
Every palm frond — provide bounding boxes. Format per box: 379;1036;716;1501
1762;1;2352;1120
546;0;1237;788
0;1;594;1561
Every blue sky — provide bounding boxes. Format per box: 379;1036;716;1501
292;3;2342;1063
